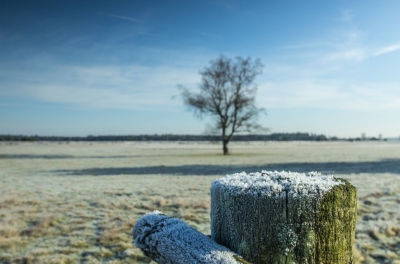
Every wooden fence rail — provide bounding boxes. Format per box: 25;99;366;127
133;211;249;263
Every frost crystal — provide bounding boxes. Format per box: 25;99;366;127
212;170;342;197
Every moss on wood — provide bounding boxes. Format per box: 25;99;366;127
315;178;357;264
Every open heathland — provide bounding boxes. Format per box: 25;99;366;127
1;141;400;263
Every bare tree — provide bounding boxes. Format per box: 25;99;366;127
179;55;266;155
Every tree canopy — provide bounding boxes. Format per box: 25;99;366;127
179;55;265;154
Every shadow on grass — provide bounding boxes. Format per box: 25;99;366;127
53;159;400;176
0;154;138;159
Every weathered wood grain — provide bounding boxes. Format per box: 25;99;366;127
211;171;357;264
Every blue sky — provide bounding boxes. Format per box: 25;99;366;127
1;0;399;138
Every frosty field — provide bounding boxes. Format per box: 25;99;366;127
1;141;400;263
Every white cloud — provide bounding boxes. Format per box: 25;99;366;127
1;64;201;110
262;25;400;112
278;29;367;67
2;25;399;117
373;44;400;56
340;29;363;46
0;46;219;113
257;80;400;111
324;48;367;62
209;0;235;10
340;10;355;22
279;41;327;51
101;13;144;23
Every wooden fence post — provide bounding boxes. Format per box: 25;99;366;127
211;171;357;264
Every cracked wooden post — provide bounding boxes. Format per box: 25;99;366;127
133;211;249;263
211;171;357;264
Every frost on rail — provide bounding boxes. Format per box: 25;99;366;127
133;211;246;264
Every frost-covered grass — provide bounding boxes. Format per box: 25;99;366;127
0;141;400;263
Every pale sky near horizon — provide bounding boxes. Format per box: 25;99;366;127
1;1;399;138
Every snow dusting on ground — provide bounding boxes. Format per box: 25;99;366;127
0;141;399;263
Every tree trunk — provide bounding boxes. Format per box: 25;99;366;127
211;171;357;264
223;139;229;155
222;127;230;155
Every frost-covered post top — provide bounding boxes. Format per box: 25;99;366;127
211;170;343;197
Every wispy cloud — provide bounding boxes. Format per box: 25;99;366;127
257;79;400;111
325;48;367;62
193;31;220;39
340;9;355;22
373;44;400;56
101;13;144;23
136;31;167;38
260;24;400;111
279;41;326;50
277;27;400;72
279;29;366;62
96;13;168;40
0;102;20;107
340;29;363;46
2;20;399;116
209;0;235;10
0;63;200;110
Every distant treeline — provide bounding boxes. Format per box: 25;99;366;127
0;133;331;142
1;133;393;142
